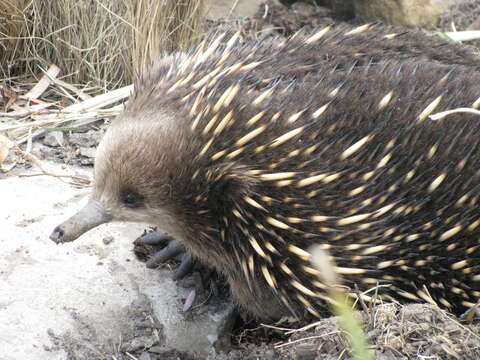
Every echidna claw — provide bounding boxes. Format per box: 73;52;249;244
138;231;197;280
141;231;175;246
173;252;196;280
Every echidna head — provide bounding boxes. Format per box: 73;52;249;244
50;109;196;243
96;114;186;227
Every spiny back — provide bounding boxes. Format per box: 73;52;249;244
123;25;480;318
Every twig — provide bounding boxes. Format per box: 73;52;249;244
0;102;56;119
52;78;92;101
23;64;61;100
13;149;91;187
274;331;341;349
64;84;133;112
429;107;480;121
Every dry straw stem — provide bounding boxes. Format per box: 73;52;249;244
440;30;480;42
0;65;131;145
0;0;29;76
429;107;480;120
310;246;374;360
14;148;91;187
126;0;206;76
0;133;89;187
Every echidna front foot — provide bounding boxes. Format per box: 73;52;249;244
134;230;197;280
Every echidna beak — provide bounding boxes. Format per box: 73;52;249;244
50;199;112;244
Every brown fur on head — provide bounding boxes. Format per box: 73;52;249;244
93;109;191;238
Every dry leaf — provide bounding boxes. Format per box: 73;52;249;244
0;134;15;165
1;85;18;112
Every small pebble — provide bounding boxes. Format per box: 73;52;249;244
79;147;97;158
69;130;102;147
103;236;114;245
139;352;151;360
43;131;64;147
295;343;317;360
148;345;175;355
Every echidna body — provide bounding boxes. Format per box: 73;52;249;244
51;25;480;320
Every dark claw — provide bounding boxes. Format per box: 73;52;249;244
134;230;197;280
173;252;196;280
133;230;230;307
145;240;186;268
141;231;175;246
134;230;221;286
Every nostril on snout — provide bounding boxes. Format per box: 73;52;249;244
50;226;65;243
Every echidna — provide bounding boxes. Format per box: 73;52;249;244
51;24;480;320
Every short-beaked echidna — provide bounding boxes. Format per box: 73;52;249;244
51;25;480;320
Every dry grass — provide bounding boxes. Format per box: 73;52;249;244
127;0;206;76
0;0;28;76
1;0;207;153
1;0;206;88
25;0;132;89
269;303;480;359
0;67;131;145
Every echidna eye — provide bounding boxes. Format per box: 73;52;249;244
121;189;144;208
